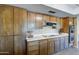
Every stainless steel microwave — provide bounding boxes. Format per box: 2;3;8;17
46;22;57;28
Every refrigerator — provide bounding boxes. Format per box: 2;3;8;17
69;25;74;47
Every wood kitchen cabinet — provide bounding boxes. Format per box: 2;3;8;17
62;17;69;33
43;15;50;26
0;5;13;36
60;17;75;33
27;12;36;30
48;39;55;55
27;36;69;55
49;16;57;22
14;35;26;55
69;17;74;25
57;17;62;29
14;7;28;55
27;41;39;55
39;39;48;55
0;36;13;55
43;15;50;22
14;7;28;35
35;13;43;29
27;39;48;55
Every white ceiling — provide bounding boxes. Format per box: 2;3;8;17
44;4;79;15
10;4;79;17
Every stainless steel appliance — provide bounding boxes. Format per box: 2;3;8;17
46;22;57;29
69;25;74;47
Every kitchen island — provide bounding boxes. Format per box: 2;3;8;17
26;33;69;55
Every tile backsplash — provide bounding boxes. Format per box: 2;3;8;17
32;26;59;37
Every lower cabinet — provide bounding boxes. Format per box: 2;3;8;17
64;36;68;48
0;36;13;55
54;38;60;53
27;40;48;55
59;37;65;51
27;41;39;55
27;39;55;55
27;36;69;55
39;39;48;55
14;35;26;55
48;39;55;55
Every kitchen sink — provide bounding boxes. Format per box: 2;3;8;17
42;35;57;37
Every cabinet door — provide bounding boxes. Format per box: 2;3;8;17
0;6;13;35
48;39;55;55
62;17;69;33
14;35;26;55
54;38;60;53
57;17;62;29
43;15;50;22
43;15;50;25
64;36;68;48
27;12;36;31
0;36;13;55
69;17;74;25
59;37;65;51
35;13;43;29
27;41;39;55
14;7;28;35
49;16;57;22
39;39;48;55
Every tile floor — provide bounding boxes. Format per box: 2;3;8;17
54;48;79;55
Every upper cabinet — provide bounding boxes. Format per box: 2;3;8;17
56;17;63;29
49;16;57;22
27;12;36;31
62;17;69;33
27;12;58;29
14;7;28;35
0;5;13;36
58;17;75;33
43;15;50;22
69;17;75;25
43;15;50;26
35;13;43;29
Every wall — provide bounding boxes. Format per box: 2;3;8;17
73;16;78;48
77;16;79;41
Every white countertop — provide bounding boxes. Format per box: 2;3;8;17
26;33;68;42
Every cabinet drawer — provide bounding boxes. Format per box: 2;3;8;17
27;41;39;46
27;41;39;55
27;50;39;55
27;45;39;51
40;39;47;44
